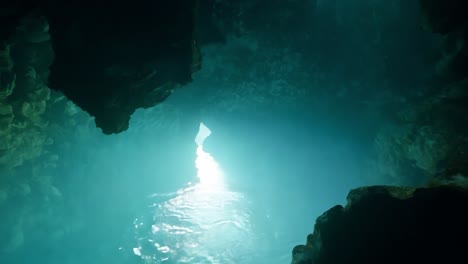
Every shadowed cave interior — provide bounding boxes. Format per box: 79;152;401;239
1;0;468;263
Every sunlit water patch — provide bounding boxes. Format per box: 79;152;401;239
130;134;256;263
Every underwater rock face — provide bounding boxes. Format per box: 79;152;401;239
291;185;468;264
1;1;200;134
363;0;468;185
1;5;202;255
0;10;72;254
43;1;200;134
368;81;468;185
0;16;54;171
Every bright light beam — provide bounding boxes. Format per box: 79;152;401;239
194;123;224;189
195;122;212;146
196;145;224;188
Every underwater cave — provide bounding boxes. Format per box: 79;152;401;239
1;0;467;264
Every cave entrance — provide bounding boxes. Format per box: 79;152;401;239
195;122;212;146
194;122;224;189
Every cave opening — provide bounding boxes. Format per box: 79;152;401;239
1;1;467;264
194;122;224;188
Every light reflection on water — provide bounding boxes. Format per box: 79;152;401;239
132;146;256;263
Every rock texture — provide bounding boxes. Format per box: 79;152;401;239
1;0;468;262
292;185;468;264
292;5;468;262
1;1;200;134
0;12;70;253
0;3;203;251
365;0;468;185
368;81;468;185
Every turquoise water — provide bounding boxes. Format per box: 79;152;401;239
131;147;255;263
0;1;440;263
113;122;365;264
126;127;288;263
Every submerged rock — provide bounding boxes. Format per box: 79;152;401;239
292;185;468;264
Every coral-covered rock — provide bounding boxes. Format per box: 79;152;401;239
0;12;57;171
2;1;201;134
0;11;70;254
368;79;468;185
292;185;468;264
370;123;451;184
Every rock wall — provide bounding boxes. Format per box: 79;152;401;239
0;9;202;258
0;1;202;257
1;1;201;134
192;0;452;187
292;1;468;262
291;185;468;264
366;0;468;185
45;0;201;134
1;0;468;262
0;12;69;253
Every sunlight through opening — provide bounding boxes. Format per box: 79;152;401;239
131;123;253;263
195;122;212;146
194;123;224;189
196;145;224;188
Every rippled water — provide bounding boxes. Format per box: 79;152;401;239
130;146;261;264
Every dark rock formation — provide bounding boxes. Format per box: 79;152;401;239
45;1;200;134
292;185;468;264
419;0;468;80
364;0;468;185
0;10;65;252
419;0;467;34
1;1;200;134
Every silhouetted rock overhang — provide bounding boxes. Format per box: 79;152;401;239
43;1;201;134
